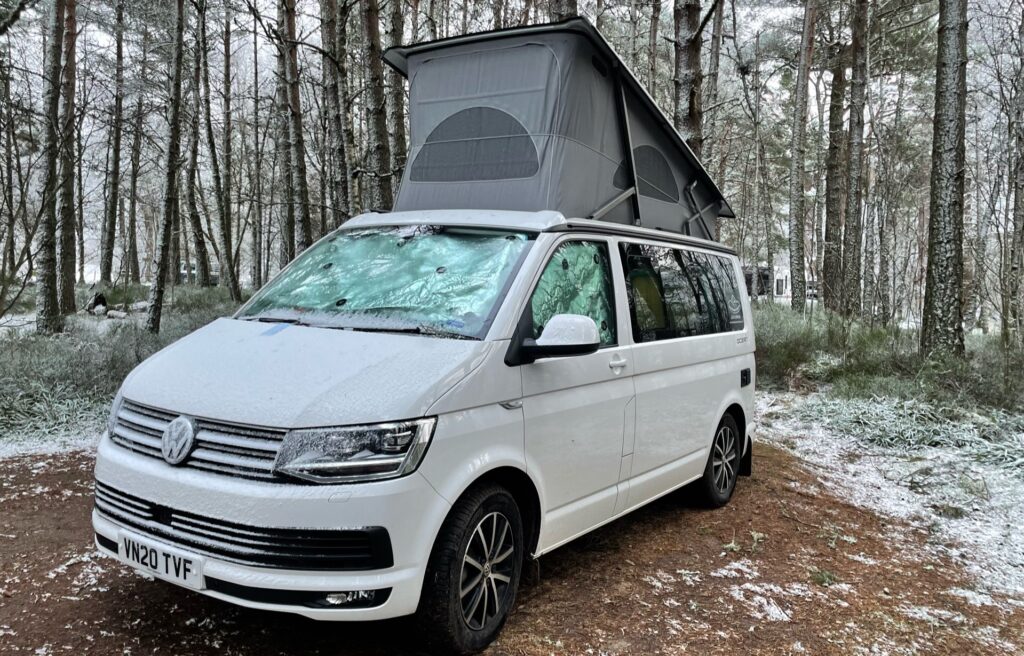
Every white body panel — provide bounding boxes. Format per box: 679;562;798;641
92;210;756;620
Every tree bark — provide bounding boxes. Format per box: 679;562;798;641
251;10;263;287
36;0;66;334
222;0;234;285
100;0;124;285
274;0;295;264
387;0;408;177
321;0;350;228
282;0;314;250
672;0;702;157
186;35;211;287
920;0;968;356
787;0;816;312
57;0;76;314
361;0;394;209
146;0;187;334
126;31;148;284
199;0;242;300
821;44;846;312
841;0;869;317
549;0;576;21
648;0;660;91
702;0;725;176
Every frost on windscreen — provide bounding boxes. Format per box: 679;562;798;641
529;241;616;346
239;226;531;337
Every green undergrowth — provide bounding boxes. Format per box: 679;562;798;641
0;287;239;439
754;303;1023;412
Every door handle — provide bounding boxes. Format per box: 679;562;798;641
608;355;628;370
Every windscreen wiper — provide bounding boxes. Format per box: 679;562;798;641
341;325;478;340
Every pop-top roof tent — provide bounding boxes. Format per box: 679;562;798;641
383;17;734;241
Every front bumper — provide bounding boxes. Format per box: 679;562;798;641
92;432;451;621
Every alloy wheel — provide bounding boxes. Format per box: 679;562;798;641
712;424;738;494
459;511;515;630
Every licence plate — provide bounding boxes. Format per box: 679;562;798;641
117;530;204;590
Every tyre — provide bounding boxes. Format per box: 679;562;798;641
695;414;741;507
416;484;524;655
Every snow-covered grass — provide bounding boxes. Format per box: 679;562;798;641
760;391;1024;601
0;287;238;453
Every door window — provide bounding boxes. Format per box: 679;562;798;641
529;241;617;346
620;243;744;342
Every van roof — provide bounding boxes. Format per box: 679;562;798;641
344;210;738;257
382;17;734;241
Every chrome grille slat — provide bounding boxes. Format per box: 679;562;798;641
112;399;286;482
190;447;276;472
116;408;166;433
195;429;280;453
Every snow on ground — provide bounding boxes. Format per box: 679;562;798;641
0;432;100;460
759;391;1024;602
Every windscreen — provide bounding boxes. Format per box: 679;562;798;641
238;225;533;338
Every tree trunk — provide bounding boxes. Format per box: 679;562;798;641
821;45;846;312
787;0;816;312
321;0;350;228
283;0;314;251
146;0;186;334
199;0;242;300
126;31;148;284
361;0;394;209
57;0;77;314
338;4;358;215
841;0;869;317
222;0;234;286
387;0;408;177
251;12;263;288
920;0;968;356
1;56;13;281
100;0;124;285
702;0;725;181
274;1;295;264
35;0;65;334
648;0;660;91
549;0;576;21
672;0;702;157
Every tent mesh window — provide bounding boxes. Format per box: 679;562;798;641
409;107;540;182
612;145;680;204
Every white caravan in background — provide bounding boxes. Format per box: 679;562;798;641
93;210;755;654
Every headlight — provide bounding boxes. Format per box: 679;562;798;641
273;418;436;484
107;392;124;436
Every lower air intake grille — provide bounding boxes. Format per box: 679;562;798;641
94;480;393;571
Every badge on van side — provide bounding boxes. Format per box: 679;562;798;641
162;416;197;466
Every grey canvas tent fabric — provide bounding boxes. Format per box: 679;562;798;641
384;17;734;241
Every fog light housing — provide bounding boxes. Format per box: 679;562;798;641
314;588;390;608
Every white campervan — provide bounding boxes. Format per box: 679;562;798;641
94;17;754;655
93;210;755;653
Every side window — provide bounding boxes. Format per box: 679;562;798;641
621;244;743;342
621;243;703;342
712;256;745;330
530;241;616;346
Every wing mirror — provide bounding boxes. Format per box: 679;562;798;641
513;314;601;365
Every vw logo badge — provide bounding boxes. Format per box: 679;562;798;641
162;416;196;465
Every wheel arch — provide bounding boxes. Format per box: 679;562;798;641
722;402;752;477
462;466;542;559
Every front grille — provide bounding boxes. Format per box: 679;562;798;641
111;400;286;481
94;480;394;571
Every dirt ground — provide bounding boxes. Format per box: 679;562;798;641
1;444;1021;655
